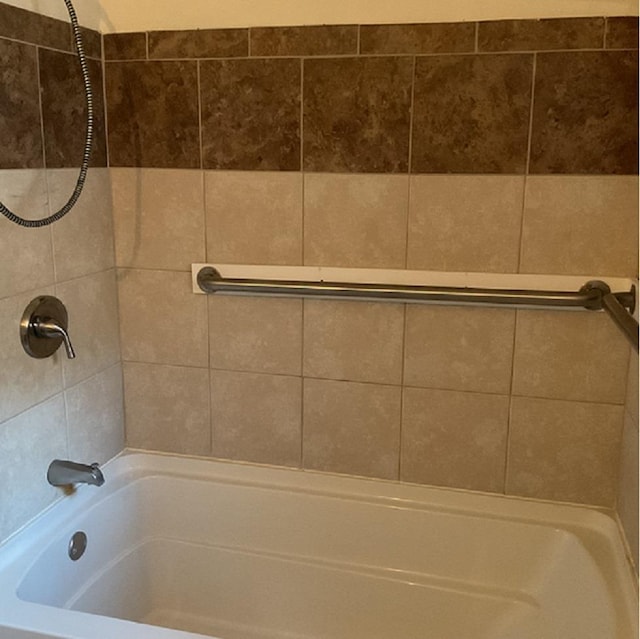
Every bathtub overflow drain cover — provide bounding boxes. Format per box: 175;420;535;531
68;531;87;561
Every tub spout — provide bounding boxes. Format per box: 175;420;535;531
47;460;105;487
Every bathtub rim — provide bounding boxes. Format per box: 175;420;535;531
0;448;637;639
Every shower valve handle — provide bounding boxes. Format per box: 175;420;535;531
35;318;76;359
20;295;76;360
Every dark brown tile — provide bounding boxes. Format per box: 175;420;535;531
0;39;43;169
200;58;301;171
411;54;533;174
0;2;70;51
104;33;147;60
303;57;412;173
250;25;357;56
106;61;200;168
39;49;107;168
530;51;638;174
606;17;639;49
76;27;102;59
148;29;248;58
478;18;604;51
360;22;475;54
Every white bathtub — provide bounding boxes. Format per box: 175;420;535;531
0;451;637;639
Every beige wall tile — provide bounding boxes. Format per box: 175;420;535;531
617;412;638;572
118;268;208;367
303;378;401;479
407;175;524;273
66;364;125;465
507;396;624;506
304;173;409;268
112;168;205;271
520;176;638;277
57;269;120;388
211;370;301;467
209;295;302;375
624;351;638;426
123;361;210;455
0;288;63;423
513;310;630;404
0;170;54;300
404;305;515;394
303;300;404;385
401;388;509;492
205;171;302;265
50;169;115;281
0;395;67;542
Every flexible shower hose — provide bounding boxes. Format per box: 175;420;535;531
0;0;93;228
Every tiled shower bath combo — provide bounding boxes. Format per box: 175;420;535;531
0;3;638;638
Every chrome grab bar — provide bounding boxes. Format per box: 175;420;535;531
584;280;639;353
197;267;638;351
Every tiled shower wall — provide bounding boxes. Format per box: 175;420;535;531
0;3;638;562
105;16;638;520
0;5;123;542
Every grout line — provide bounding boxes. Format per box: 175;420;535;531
474;22;479;52
247;27;252;57
35;45;59;280
404;175;412;270
503;396;514;495
300;305;305;469
356;25;361;54
202;157;209;264
405;56;417;267
516;175;527;274
518;53;537;274
299;58;304;173
398;303;408;481
35;46;48;171
207;297;214;456
407;56;417;172
300;172;305;265
145;31;149;60
603;17;608;49
91;45;638;65
101;36;111;169
0;33;77;56
61;368;72;457
197;60;204;170
524;53;537;178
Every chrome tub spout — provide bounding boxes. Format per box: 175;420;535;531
47;460;105;487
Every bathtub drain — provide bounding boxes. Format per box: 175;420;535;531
68;531;87;561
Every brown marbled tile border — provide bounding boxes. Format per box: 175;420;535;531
4;0;632;175
411;54;533;174
105;60;200;168
200;58;301;170
303;56;413;173
76;27;102;59
39;49;107;168
148;28;248;58
360;22;475;54
0;38;43;169
530;50;639;175
250;25;358;56
478;17;605;51
104;32;147;60
103;16;639;62
606;17;639;49
0;2;71;51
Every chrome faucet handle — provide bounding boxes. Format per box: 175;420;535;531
20;296;76;360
